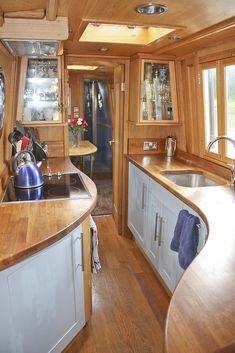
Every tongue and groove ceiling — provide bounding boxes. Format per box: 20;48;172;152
1;0;235;56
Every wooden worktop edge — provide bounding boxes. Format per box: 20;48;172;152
0;157;97;271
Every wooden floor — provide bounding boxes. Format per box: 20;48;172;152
64;215;170;353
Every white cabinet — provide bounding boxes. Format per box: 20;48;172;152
0;225;85;353
128;162;208;293
147;180;183;292
146;191;161;265
128;162;149;248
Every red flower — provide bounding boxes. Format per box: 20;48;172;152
82;120;88;127
70;118;78;124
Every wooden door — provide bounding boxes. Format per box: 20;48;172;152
112;64;124;233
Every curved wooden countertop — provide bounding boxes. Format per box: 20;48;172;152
0;157;97;271
127;154;235;353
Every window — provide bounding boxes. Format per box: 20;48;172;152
201;59;235;164
225;65;235;159
202;67;218;153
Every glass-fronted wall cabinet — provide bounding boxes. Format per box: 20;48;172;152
17;57;63;124
129;56;179;125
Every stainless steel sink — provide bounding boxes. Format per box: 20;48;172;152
161;171;222;187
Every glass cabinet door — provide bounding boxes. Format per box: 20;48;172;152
22;58;61;123
141;61;174;121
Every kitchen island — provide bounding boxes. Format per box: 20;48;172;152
127;154;235;353
0;157;97;353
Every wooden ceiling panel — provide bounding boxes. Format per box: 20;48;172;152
1;0;235;56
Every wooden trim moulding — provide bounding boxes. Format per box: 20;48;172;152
4;9;45;20
154;16;235;55
46;0;58;21
130;52;176;61
127;120;182;126
0;8;4;27
0;17;68;40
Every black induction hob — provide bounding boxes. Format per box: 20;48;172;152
1;173;91;203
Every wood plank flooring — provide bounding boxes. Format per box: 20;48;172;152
64;215;170;353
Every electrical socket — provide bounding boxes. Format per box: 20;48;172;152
143;141;158;151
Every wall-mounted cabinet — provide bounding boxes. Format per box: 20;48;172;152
129;55;179;125
17;57;63;125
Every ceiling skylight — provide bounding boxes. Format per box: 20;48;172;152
79;23;174;45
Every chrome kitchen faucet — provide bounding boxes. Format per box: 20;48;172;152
207;135;235;190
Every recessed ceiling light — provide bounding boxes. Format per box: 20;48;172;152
67;65;98;70
168;33;181;41
98;47;109;52
135;3;168;15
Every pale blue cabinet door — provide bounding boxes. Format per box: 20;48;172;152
128;162;149;248
146;191;161;266
0;227;85;353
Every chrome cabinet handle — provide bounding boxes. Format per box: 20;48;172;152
154;212;159;241
80;232;84;272
141;184;145;209
158;217;163;247
74;233;84;272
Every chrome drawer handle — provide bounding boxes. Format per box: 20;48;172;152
158;217;163;247
154;212;159;241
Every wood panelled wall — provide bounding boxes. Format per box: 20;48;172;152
177;36;235;160
69;72;84;120
0;44;17;180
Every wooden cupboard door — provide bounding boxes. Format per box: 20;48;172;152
128;162;149;248
146;191;161;266
0;230;85;353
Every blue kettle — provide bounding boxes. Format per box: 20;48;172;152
12;150;44;189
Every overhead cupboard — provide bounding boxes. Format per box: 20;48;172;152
16;56;63;124
129;54;179;125
127;162;207;293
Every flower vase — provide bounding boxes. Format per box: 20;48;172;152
72;131;82;147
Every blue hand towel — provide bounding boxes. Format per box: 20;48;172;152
170;209;189;252
178;214;200;270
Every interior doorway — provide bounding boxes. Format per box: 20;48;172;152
83;79;113;215
66;57;127;234
84;79;112;177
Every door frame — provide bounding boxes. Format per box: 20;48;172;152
65;55;130;235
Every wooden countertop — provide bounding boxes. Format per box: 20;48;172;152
0;157;97;271
127;154;235;353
